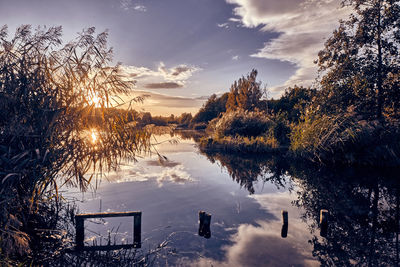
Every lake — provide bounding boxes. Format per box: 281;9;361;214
65;132;400;266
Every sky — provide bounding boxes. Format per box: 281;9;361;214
0;0;349;115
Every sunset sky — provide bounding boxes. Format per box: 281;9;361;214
1;0;348;115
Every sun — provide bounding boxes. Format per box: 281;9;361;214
90;129;98;144
91;94;100;106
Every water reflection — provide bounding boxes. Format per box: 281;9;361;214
288;165;400;266
199;149;289;194
196;139;400;266
69;131;400;266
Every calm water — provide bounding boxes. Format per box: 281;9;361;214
65;133;400;266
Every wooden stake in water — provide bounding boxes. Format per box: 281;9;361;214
320;209;328;237
281;210;288;238
76;216;84;250
198;211;212;239
134;212;142;248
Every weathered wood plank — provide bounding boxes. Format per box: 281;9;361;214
76;211;141;219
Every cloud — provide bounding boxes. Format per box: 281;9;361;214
120;62;201;88
120;90;205;115
225;0;350;95
104;160;193;187
127;90;205;108
217;22;230;29
157;62;201;82
156;165;193;187
144;82;184;89
120;0;146;12
232;55;239;60
133;5;146;12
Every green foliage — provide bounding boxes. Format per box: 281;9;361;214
201;109;290;152
266;86;316;122
287;0;400;166
199;135;279;154
316;0;400;120
191;93;228;126
211;110;272;138
290;113;400;165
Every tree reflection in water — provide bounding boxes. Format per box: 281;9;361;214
290;166;400;266
196;141;400;266
199;150;289;194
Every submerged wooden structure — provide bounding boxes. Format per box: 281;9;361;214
75;211;142;251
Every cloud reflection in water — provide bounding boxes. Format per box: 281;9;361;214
104;157;194;187
190;192;318;267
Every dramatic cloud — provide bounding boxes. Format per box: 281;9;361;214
157;62;201;82
226;0;350;95
144;82;184;89
120;62;201;88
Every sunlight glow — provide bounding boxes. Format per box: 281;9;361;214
90;94;100;106
90;129;98;144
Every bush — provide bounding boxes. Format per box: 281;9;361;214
212;110;272;138
290;113;400;166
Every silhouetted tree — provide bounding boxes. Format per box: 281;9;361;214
191;93;228;125
317;0;400;120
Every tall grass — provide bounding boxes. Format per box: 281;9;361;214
290;113;400;166
0;25;151;262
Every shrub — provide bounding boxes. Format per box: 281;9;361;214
212;110;272;138
290;113;400;165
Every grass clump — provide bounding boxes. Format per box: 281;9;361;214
290;113;400;166
200;110;289;153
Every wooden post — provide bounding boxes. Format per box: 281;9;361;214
198;211;211;239
198;211;205;236
203;213;212;239
134;212;141;248
281;210;288;238
320;209;328;237
76;216;84;250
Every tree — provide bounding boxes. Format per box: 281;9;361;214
178;112;192;126
191;93;228;125
226;69;264;111
317;0;400;120
267;86;316;122
0;25;150;257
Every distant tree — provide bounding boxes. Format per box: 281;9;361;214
317;0;400;120
191;93;229;125
226;69;264;111
178;112;192;126
139;112;152;125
